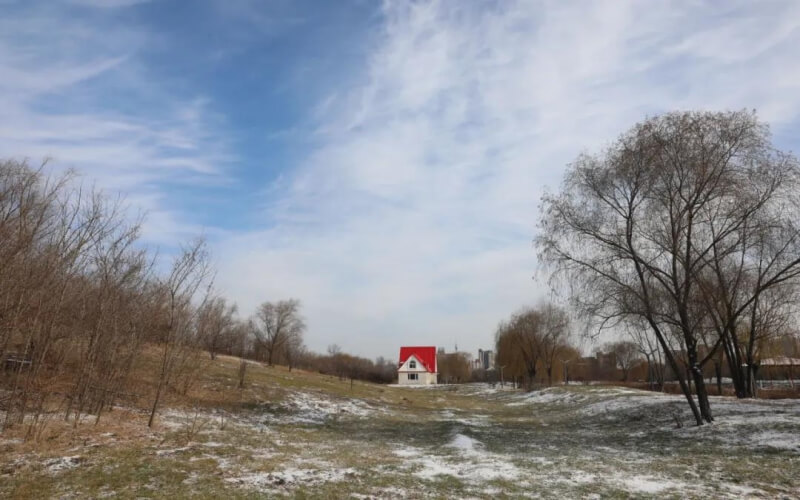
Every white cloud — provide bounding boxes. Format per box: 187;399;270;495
0;2;233;246
217;0;800;358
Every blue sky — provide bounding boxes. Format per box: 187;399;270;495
2;0;800;359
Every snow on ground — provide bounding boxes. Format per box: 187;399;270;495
578;391;676;416
7;381;798;498
225;466;358;490
610;473;689;494
507;387;590;406
436;409;491;427
747;431;800;451
43;456;83;474
159;390;387;433
447;433;482;454
394;431;523;483
278;392;384;423
449;383;521;396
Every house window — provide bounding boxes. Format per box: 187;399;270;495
409;360;417;369
408;373;418;381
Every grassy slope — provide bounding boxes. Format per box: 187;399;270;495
1;353;799;499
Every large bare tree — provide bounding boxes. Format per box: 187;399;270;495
537;111;800;424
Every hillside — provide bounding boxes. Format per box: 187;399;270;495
2;353;799;499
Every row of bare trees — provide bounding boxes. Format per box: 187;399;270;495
494;302;577;389
291;345;397;385
0;160;221;433
0;159;317;436
537;110;800;425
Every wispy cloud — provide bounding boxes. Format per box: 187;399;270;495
217;0;800;357
0;0;233;244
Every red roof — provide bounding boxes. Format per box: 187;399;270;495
399;346;437;373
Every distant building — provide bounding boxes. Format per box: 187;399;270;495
397;346;438;385
477;349;495;370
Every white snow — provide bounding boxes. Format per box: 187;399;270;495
447;433;481;454
44;456;83;473
395;435;522;482
614;474;687;494
225;466;358;490
746;430;800;451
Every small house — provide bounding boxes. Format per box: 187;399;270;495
398;346;437;385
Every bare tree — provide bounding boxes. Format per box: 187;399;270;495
0;159;257;433
148;238;212;428
538;110;800;424
283;334;305;372
539;303;571;385
626;320;664;389
508;309;545;388
230;320;250;389
197;296;237;360
495;303;574;389
495;320;526;388
606;341;640;381
438;352;470;383
251;299;305;367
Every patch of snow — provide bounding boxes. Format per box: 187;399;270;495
44;456;83;473
507;387;589;407
225;467;358;489
616;474;686;494
747;431;800;451
155;446;193;457
393;446;420;458
447;433;482;454
271;392;387;424
398;443;521;482
201;441;225;448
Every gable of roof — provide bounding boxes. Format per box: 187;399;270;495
399;346;437;373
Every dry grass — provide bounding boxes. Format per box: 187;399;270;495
2;349;799;499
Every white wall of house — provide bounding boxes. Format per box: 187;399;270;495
397;355;437;385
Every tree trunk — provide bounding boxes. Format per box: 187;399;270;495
148;377;164;428
656;332;703;425
238;359;247;389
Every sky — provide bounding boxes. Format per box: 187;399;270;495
2;0;800;360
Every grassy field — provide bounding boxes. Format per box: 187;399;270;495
1;355;799;499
